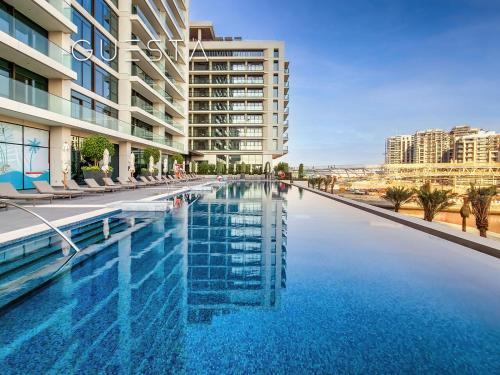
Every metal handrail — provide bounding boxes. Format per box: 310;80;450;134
0;199;81;253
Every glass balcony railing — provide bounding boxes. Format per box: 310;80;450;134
132;65;184;114
284;94;289;100
0;76;184;151
132;96;184;133
45;0;72;19
0;10;71;69
132;4;160;40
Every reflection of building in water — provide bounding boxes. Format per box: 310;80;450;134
187;182;287;324
0;214;188;374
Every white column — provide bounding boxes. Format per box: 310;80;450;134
119;141;132;179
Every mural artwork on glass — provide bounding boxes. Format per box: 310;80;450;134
23;127;49;189
0;123;23;189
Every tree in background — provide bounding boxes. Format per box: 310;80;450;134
274;162;289;174
467;185;497;237
143;147;161;164
414;183;456;222
172;153;184;165
81;135;115;167
298;163;304;179
383;186;414;212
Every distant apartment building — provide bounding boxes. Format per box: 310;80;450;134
413;129;450;163
385;125;499;164
0;0;189;189
188;21;289;172
385;135;414;164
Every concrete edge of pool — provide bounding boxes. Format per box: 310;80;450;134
289;182;500;259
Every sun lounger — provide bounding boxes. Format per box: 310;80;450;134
102;177;127;190
147;176;161;185
116;177;137;189
139;176;156;185
33;181;83;199
129;176;148;187
0;182;54;205
67;179;105;194
85;178;120;192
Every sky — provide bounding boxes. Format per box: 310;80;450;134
189;0;500;166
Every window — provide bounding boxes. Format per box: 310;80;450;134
72;51;93;90
75;0;93;13
273;61;279;71
71;90;92;120
273;114;278;124
13;11;49;54
95;0;118;38
247;115;263;124
95;30;118;71
273;101;278;111
273;49;279;58
248;63;263;71
273;87;279;97
273;139;278;150
273;74;279;84
246;127;262;137
230;115;245;124
273;126;278;138
230;89;245;97
231;76;245;84
71;10;92;46
247;89;263;97
95;100;118;118
95;66;118;102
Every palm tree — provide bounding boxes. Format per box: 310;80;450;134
323;176;332;192
414;183;456;222
383;186;413;212
467;185;497;238
330;176;337;193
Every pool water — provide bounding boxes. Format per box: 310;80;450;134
0;182;499;374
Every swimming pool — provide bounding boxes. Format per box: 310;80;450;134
0;182;499;374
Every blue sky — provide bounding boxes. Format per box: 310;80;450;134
190;0;500;166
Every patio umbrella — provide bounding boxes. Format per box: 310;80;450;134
148;155;155;175
62;141;71;188
102;148;110;175
128;152;135;176
163;158;168;175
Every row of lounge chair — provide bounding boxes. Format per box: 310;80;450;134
0;174;203;206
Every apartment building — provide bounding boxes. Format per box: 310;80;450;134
0;0;189;189
188;21;289;172
385;135;414;164
385;125;499;165
413;129;450;164
451;131;500;163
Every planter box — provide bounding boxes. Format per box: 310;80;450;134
82;170;105;185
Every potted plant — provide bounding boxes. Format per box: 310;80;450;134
80;135;115;184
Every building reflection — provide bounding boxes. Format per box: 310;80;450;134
0;183;288;373
187;182;287;324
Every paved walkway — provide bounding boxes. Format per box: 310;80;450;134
0;181;208;236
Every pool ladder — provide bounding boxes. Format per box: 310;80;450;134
0;199;81;254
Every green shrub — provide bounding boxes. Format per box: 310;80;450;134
172;153;184;164
81;135;114;166
197;161;209;174
207;163;216;174
82;165;113;172
228;164;235;175
216;162;226;174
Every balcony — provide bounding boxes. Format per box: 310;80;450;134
131;65;184;117
0;10;75;79
0;75;184;152
3;0;76;33
284;119;289;128
283;134;289;142
131;96;184;135
283;145;289;153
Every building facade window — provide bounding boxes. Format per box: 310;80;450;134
95;0;118;38
274;49;279;58
273;87;278;97
71;9;92;45
273;61;279;71
95;66;118;102
72;51;93;90
95;30;118;71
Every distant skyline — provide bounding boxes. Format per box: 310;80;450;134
190;0;500;166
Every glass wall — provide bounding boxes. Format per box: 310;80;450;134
0;122;49;189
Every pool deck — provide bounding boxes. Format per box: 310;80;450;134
0;179;214;244
290;181;500;258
